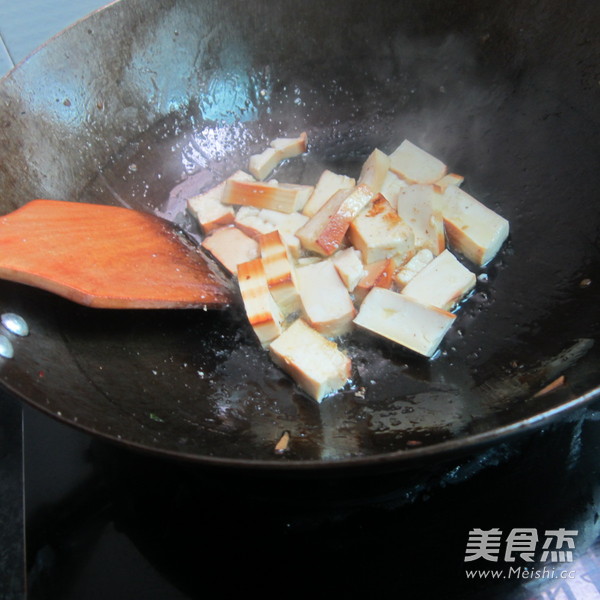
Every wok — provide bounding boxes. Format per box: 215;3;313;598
0;0;599;472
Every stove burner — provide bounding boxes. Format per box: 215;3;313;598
18;400;600;600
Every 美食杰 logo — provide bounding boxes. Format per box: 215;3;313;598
464;528;578;581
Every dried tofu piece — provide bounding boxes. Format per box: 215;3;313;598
296;259;356;337
393;248;435;290
440;185;509;266
248;148;281;182
201;226;259;275
259;209;309;259
357;148;390;194
331;248;365;292
389;139;447;184
395;184;445;255
401;249;476;311
258;230;301;316
234;206;277;239
249;132;308;180
270;132;308;157
187;170;254;233
222;179;313;213
353;257;397;303
348;194;414;264
433;173;464;194
295;256;322;266
237;258;284;347
296;184;375;256
187;188;234;234
380;170;408;205
269;319;351;402
354;287;456;357
303;170;356;217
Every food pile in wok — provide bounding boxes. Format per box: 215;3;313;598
188;134;510;402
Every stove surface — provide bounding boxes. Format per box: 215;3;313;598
14;398;600;600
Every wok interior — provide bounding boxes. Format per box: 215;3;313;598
0;0;598;466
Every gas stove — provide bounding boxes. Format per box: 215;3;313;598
6;393;600;600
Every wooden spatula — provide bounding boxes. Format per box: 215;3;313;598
0;200;236;308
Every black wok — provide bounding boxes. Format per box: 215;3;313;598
0;0;599;472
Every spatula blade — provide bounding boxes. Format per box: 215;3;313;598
0;200;235;309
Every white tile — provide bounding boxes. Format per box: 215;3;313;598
0;35;13;76
0;0;110;65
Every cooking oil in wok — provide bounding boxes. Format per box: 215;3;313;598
70;98;599;461
1;313;29;337
78;114;502;457
0;335;13;359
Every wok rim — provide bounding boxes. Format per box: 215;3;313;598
7;378;599;472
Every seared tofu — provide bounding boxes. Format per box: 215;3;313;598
440;185;510;265
295;256;322;266
258;230;301;316
395;184;445;255
237;258;284;347
260;208;308;230
331;247;365;292
259;208;309;259
270;132;308;159
303;170;356;217
389;139;447;184
269;318;351;402
234;207;308;258
187;184;234;233
401;249;476;311
357;148;390;194
348;194;414;264
276;183;313;211
296;184;375;256
249;132;308;180
234;206;277;239
434;172;464;194
201;226;259;275
296;259;356;337
353;257;397;303
248;148;281;181
187;170;254;233
393;248;434;290
353;287;456;357
380;169;408;205
222;179;313;213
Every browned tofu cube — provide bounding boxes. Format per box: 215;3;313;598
348;194;414;264
201;226;259;275
258;230;301;316
296;184;376;256
295;259;356;337
269;319;351;402
222;179;313;213
237;258;284;347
